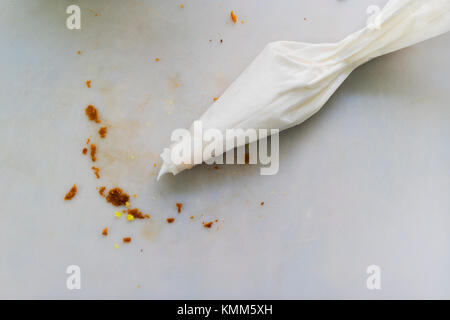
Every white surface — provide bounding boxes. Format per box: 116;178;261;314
0;0;449;299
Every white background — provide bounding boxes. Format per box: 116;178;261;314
0;0;449;299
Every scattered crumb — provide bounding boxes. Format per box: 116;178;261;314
82;148;88;155
220;39;223;43
213;97;219;101
90;143;97;162
214;165;219;170
91;166;100;179
180;4;184;8
155;58;160;62
125;201;130;207
241;20;244;24
85;80;91;88
98;186;106;197
85;105;100;123
203;221;213;228
137;284;141;288
98;126;107;138
176;203;183;213
64;184;77;200
94;13;98;16
127;208;149;219
167;218;175;224
115;211;122;218
114;244;119;249
190;216;194;220
230;11;237;24
133;194;137;198
77;51;82;55
260;201;264;206
127;214;135;221
86;138;90;145
153;163;157;167
105;188;130;206
123;237;132;243
102;227;108;236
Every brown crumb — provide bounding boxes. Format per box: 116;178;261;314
123;237;132;243
127;208;149;219
230;11;237;23
102;227;108;236
94;13;98;16
85;105;100;123
260;201;264;206
90;143;97;162
64;184;77;200
220;39;223;43
155;58;160;62
203;221;213;228
98;126;107;138
180;4;184;8
98;186;106;197
167;218;175;224
91;166;100;179
176;203;183;213
106;188;130;206
85;80;91;88
190;216;194;220
86;138;90;145
213;97;219;102
82;148;88;155
77;51;82;55
214;165;219;170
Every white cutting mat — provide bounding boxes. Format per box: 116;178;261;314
0;0;449;299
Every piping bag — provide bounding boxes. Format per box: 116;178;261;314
158;0;450;179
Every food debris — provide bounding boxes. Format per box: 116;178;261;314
98;186;106;197
213;97;219;102
125;201;130;207
127;214;135;221
114;244;119;249
167;218;175;224
90;143;97;162
86;138;90;145
176;203;183;213
133;194;137;198
155;58;160;62
260;201;264;206
190;216;194;220
102;227;108;236
105;188;130;206
241;20;244;24
64;184;77;200
85;80;91;88
85;105;100;123
82;148;88;155
203;221;213;228
98;126;107;138
123;237;132;243
230;11;237;24
153;163;157;168
127;208;149;219
180;4;184;8
91;166;100;179
214;165;219;170
77;51;82;55
115;211;122;218
94;13;98;17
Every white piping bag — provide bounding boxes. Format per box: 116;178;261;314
158;0;450;179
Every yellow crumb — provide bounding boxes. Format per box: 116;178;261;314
127;214;134;221
114;244;119;249
213;97;219;102
125;201;130;207
115;211;122;218
180;4;184;9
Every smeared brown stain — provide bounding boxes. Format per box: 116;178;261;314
176;203;183;213
167;218;175;223
105;188;130;206
203;221;213;228
64;184;77;200
98;126;107;138
98;186;106;197
127;208;149;219
85;105;100;123
90;143;97;162
123;237;132;243
92;166;100;179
